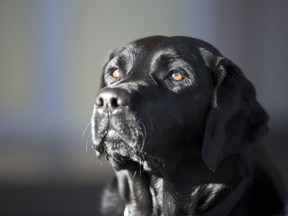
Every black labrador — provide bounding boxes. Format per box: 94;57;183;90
91;36;285;215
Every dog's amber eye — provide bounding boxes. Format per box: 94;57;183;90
111;69;121;78
171;71;184;81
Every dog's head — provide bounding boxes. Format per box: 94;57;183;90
91;36;268;173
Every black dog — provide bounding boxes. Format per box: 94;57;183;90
91;36;285;215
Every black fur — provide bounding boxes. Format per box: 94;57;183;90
91;36;285;215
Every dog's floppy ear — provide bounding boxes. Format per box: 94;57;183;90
100;50;116;88
199;48;269;172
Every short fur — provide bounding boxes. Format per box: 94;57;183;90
91;36;285;215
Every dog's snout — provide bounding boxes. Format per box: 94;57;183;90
95;88;130;112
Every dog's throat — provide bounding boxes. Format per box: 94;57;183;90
117;170;155;215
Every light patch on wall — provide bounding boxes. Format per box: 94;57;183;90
0;1;34;113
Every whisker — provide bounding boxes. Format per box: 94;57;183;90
139;158;143;176
136;151;144;176
85;132;92;152
81;121;94;152
111;153;118;162
133;171;137;179
139;120;147;152
82;121;92;139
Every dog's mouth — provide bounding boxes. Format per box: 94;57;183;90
91;114;165;172
95;129;136;158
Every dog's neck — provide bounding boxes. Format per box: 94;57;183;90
116;155;247;216
116;169;179;216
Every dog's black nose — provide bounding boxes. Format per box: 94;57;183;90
95;88;130;112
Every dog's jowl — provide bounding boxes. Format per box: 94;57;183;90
91;36;285;216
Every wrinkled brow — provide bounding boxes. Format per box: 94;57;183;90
150;48;179;70
105;49;136;73
150;48;194;76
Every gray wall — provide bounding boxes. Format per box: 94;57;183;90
0;0;287;191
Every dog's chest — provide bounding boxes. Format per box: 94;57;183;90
149;177;164;215
118;171;165;216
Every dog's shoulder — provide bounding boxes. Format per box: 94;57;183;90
237;152;285;215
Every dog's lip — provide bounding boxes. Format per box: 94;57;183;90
92;127;165;172
94;143;165;173
92;130;108;156
92;129;128;156
104;150;165;173
92;128;117;144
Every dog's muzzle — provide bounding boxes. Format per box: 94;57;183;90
91;87;165;172
91;87;137;157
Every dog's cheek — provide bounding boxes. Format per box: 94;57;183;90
143;125;184;158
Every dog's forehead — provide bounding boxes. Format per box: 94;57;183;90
121;37;187;57
115;36;222;64
116;37;197;69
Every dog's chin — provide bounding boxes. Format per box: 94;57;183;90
93;136;165;173
105;151;165;173
105;154;142;171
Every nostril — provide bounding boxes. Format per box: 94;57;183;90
110;97;119;108
95;97;104;107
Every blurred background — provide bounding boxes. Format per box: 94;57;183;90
0;0;287;215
